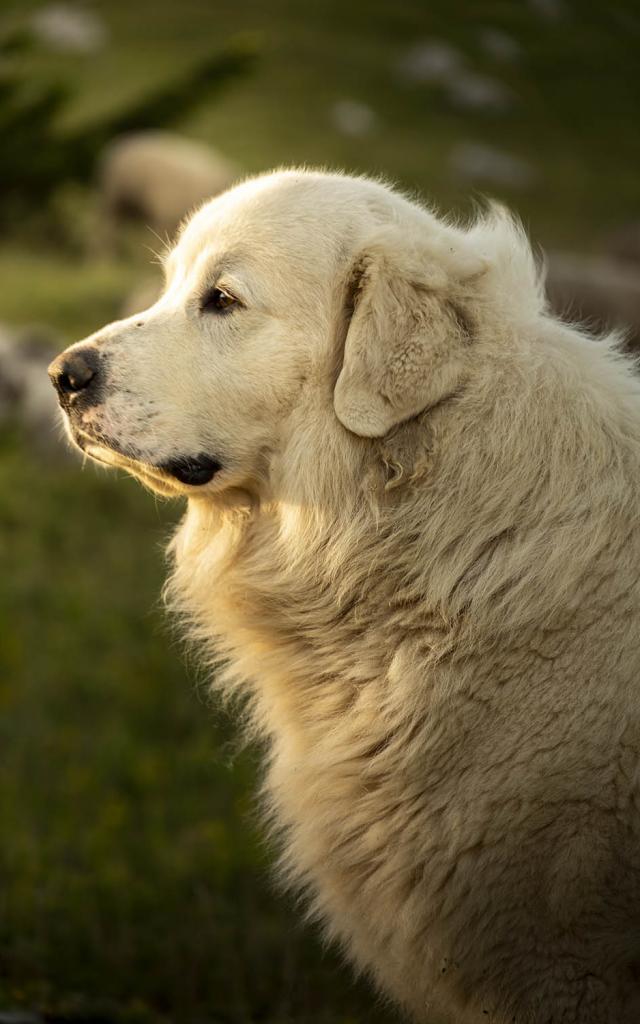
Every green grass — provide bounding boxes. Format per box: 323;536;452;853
0;432;390;1022
2;0;639;339
6;0;640;247
0;248;136;340
0;0;638;1020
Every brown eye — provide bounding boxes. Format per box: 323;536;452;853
200;286;238;313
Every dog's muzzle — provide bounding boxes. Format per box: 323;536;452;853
48;347;222;488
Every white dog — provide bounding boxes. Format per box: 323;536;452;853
49;170;640;1024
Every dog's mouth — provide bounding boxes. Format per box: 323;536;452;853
71;427;222;493
158;455;222;486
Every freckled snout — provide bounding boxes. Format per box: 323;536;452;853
48;346;102;406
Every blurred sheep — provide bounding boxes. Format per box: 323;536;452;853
0;326;63;453
546;252;640;352
99;131;239;245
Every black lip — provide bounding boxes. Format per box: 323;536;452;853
68;426;222;488
160;455;222;486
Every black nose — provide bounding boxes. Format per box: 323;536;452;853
48;347;100;401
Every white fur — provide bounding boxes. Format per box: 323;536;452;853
56;170;640;1023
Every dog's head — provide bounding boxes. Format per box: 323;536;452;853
49;169;497;500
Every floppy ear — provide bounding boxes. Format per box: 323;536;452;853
333;228;483;437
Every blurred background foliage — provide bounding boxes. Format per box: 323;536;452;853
0;1;638;1022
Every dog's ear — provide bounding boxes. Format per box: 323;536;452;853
333;227;484;437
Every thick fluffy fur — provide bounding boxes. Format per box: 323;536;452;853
53;171;640;1023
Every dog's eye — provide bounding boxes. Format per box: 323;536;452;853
200;287;238;314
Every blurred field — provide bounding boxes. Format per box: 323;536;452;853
0;1;638;1021
0;434;393;1023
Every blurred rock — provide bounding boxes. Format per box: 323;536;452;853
478;28;521;63
528;0;566;19
395;39;513;114
449;142;535;189
546;253;640;350
99;132;239;244
330;100;378;138
30;3;108;53
394;40;464;84
603;222;640;266
0;1014;44;1023
446;71;514;113
0;328;29;423
0;324;65;454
